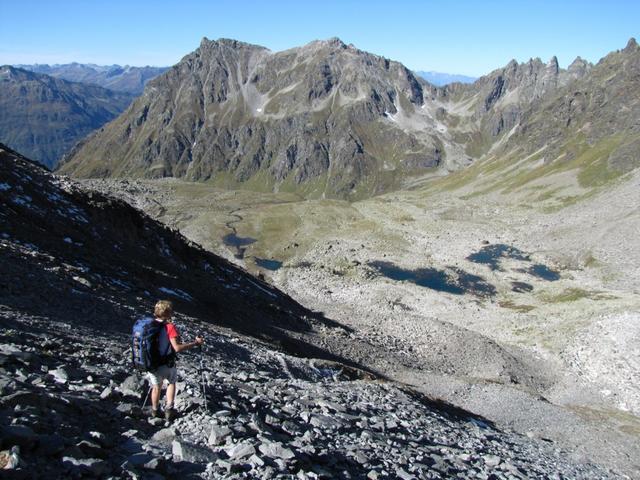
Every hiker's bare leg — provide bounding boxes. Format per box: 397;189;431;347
166;383;176;408
151;385;161;411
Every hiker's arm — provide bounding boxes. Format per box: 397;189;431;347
169;336;204;353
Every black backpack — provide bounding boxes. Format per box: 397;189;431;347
131;317;174;371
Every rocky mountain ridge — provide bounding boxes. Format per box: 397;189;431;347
0;66;134;168
17;63;169;95
426;37;640;205
58;37;639;200
59;37;448;199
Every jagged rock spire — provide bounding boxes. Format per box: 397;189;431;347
624;37;638;52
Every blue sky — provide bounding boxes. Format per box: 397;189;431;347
0;0;638;76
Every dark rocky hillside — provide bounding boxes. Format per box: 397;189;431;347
0;143;347;355
18;63;168;95
0;66;133;168
0;144;621;478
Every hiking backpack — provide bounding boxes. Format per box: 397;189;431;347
131;317;174;371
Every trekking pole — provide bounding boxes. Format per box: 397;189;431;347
141;384;152;409
198;341;208;412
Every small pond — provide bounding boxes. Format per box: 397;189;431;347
255;258;283;271
527;264;561;281
368;261;496;297
222;233;257;248
467;244;530;271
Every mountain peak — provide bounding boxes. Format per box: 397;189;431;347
58;37;445;198
506;59;519;69
301;37;350;52
198;37;260;50
624;37;638;53
0;64;15;75
568;56;590;71
0;65;32;80
325;36;347;48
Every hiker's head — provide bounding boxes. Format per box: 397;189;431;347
154;300;173;320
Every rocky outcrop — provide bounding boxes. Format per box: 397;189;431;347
0;66;133;168
444;54;590;151
495;37;640;174
0;142;360;354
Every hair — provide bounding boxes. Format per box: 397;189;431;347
154;300;173;319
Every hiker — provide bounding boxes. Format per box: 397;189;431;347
148;300;204;420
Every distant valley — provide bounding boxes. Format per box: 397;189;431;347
0;66;135;168
0;63;168;168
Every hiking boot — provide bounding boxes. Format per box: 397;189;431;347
164;408;176;421
150;409;160;419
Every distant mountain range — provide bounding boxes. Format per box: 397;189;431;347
0;66;134;168
16;63;168;95
415;71;477;86
58;37;640;201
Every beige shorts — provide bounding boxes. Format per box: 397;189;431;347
147;365;177;386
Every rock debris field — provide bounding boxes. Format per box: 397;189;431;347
0;308;617;479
